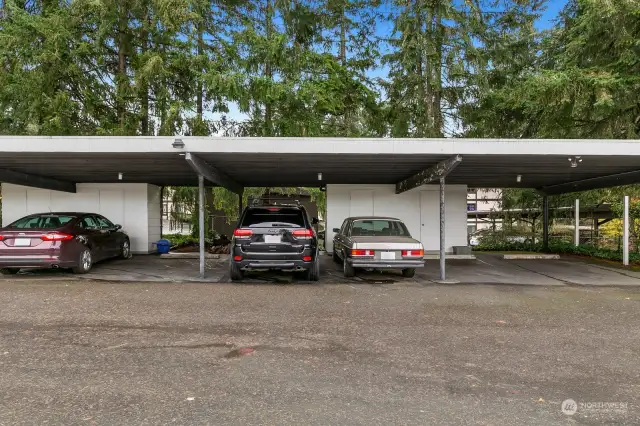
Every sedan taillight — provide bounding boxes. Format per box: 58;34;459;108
352;249;374;257
401;249;424;257
41;233;73;241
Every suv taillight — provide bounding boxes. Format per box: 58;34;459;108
41;233;73;241
292;229;314;238
352;249;374;257
401;249;424;257
233;228;253;237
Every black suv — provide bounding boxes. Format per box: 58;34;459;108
229;203;320;281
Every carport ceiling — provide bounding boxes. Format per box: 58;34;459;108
0;137;639;193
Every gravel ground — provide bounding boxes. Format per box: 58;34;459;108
0;280;639;425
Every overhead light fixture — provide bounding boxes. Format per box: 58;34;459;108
118;172;123;180
317;172;323;181
172;138;185;149
179;153;186;156
568;156;583;168
516;174;522;183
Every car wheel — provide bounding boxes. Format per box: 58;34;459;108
0;268;20;275
120;239;131;259
343;253;355;278
402;268;416;278
332;248;341;263
72;249;93;274
306;257;320;282
229;257;243;282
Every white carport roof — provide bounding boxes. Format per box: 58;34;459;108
1;137;639;195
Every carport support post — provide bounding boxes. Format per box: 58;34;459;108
439;177;446;281
198;174;206;278
623;195;629;266
574;199;580;246
542;195;549;252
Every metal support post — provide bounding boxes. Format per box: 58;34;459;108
543;195;549;251
439;177;446;281
623;195;629;266
574;199;580;246
198;175;205;278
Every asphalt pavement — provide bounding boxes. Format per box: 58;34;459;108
0;280;639;425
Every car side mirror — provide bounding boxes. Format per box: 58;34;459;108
114;224;122;231
332;228;340;233
312;217;319;225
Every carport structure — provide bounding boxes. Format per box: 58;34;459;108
1;136;639;280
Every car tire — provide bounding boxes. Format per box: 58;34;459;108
343;253;355;278
120;239;131;259
332;248;341;263
306;257;320;282
229;258;244;282
72;249;93;274
0;268;20;275
402;268;416;278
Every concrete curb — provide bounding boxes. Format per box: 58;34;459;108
423;255;476;260
160;252;222;259
502;254;560;260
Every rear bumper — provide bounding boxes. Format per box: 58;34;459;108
236;258;313;270
348;259;424;269
0;255;75;269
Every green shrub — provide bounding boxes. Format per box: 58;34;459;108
161;233;198;247
476;239;640;264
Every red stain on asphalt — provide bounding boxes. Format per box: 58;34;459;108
224;347;255;358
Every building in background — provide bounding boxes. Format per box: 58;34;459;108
467;188;502;234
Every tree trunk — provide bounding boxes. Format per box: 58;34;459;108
415;0;428;137
117;3;128;133
197;16;204;123
264;0;274;136
432;1;444;137
140;2;150;135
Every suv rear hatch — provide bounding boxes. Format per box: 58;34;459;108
235;207;312;254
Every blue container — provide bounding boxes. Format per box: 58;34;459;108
156;239;171;254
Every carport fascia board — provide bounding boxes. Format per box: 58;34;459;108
396;155;463;194
3;137;640;156
0;168;76;193
538;169;640;196
184;152;243;195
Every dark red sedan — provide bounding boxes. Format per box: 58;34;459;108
0;213;131;275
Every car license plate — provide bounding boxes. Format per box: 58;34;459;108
264;235;281;244
381;251;395;260
14;238;31;247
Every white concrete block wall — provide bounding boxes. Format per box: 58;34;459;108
1;183;157;254
147;185;162;251
325;184;468;253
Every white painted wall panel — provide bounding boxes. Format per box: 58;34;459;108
349;190;374;216
147;185;162;252
326;184;467;253
1;183;155;253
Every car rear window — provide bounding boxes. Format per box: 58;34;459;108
241;208;306;228
7;214;76;229
351;219;410;237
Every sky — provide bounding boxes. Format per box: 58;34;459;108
216;0;569;125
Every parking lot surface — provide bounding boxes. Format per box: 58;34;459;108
5;252;640;287
0;278;639;425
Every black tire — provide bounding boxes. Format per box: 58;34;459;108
306;257;320;282
72;248;93;274
229;258;244;281
120;239;131;259
343;253;355;278
1;268;20;275
402;268;416;278
332;248;341;263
